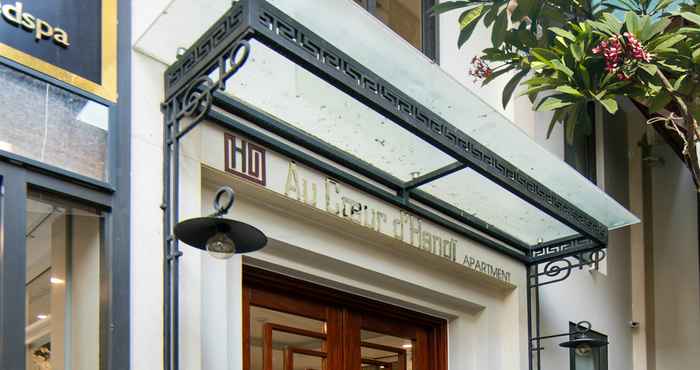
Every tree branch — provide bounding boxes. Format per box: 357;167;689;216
656;69;700;191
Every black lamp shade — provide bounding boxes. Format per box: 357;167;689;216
559;335;608;349
174;216;267;253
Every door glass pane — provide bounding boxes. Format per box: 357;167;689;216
25;191;102;370
288;352;324;370
361;330;413;370
250;306;327;370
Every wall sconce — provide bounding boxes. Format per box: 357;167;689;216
174;186;267;259
531;321;608;352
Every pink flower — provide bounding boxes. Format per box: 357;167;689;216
592;32;653;80
623;32;652;62
469;56;493;82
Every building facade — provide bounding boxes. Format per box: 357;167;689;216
1;1;698;370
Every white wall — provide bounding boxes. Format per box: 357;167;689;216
650;143;700;370
438;11;514;121
535;114;633;370
130;3;169;368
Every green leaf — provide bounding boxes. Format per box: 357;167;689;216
556;85;584;97
551;59;574;77
625;12;642;36
605;80;632;91
530;61;548;71
549;27;577;42
653;0;676;14
511;0;536;22
484;4;500;27
653;34;686;52
578;64;591;89
536;96;574;111
492;10;509;47
617;0;642;11
673;74;688;91
595;96;618;114
693;48;700;64
541;4;568;24
640;17;670;42
528;91;539;104
520;84;552;97
680;12;700;27
482;48;513;62
570;42;585;62
596;13;624;35
546;110;563;139
639;63;658;76
658;61;688;73
429;1;473;15
597;2;630;13
482;65;514;86
502;70;529;109
457;12;486;47
459;5;485;29
522;76;556;86
678;27;700;34
564;107;578;145
649;92;672;113
531;48;559;63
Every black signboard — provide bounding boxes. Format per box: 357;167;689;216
0;0;117;101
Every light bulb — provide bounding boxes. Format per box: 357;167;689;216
205;232;236;259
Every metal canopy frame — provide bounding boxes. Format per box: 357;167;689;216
160;1;612;370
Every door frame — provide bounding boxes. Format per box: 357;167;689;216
242;265;448;370
0;160;127;370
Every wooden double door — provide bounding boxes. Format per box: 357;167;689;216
243;266;447;370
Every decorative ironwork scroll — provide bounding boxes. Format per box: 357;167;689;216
164;40;250;132
529;249;606;288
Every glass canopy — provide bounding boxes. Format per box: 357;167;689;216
139;0;639;250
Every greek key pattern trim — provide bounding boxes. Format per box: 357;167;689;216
164;2;246;100
530;237;596;259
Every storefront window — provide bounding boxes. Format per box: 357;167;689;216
25;191;102;370
353;0;435;59
0;64;109;181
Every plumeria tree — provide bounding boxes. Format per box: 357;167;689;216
432;0;700;189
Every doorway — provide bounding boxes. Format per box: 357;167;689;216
243;266;448;370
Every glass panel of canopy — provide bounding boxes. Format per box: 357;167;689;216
137;0;639;252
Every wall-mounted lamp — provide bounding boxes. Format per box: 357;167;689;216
173;186;267;259
531;321;608;353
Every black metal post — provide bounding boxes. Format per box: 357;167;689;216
527;265;534;370
162;104;171;370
